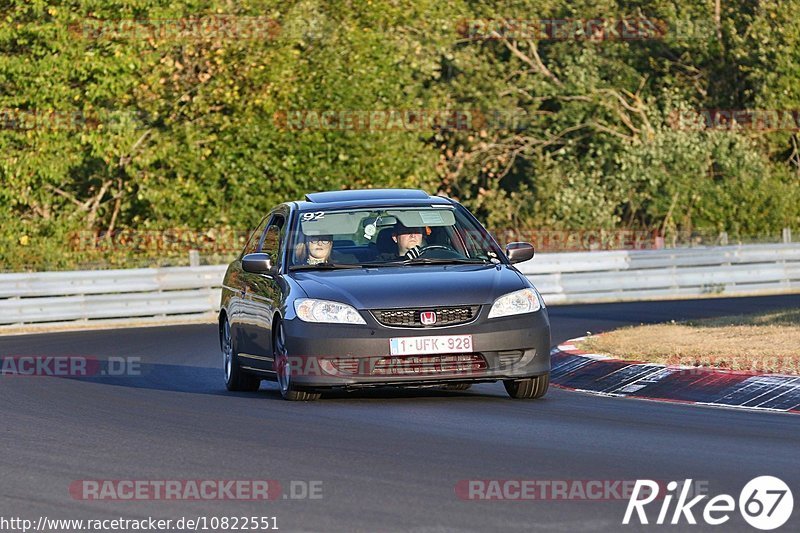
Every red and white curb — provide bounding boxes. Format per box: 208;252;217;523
550;337;800;414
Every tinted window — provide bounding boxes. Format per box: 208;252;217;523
241;216;269;256
260;215;286;267
288;206;502;267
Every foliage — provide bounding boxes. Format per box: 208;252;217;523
0;0;798;270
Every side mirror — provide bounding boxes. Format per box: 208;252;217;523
506;242;534;264
242;253;275;274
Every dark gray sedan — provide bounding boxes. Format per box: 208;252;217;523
219;189;550;400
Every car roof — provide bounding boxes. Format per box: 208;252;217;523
292;189;454;211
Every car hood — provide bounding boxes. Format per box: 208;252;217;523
289;264;528;309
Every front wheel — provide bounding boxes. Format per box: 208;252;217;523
222;318;261;392
274;320;321;401
503;373;549;399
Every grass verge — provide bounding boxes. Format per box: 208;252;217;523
576;308;800;375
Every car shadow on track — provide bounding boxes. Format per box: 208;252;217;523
56;361;505;401
312;386;486;401
58;362;261;397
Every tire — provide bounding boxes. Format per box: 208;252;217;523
503;373;549;399
222;317;261;392
442;383;472;391
274;320;321;401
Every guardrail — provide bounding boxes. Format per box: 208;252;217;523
0;266;226;326
1;244;798;327
518;243;800;304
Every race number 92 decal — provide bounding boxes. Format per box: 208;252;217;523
301;211;325;222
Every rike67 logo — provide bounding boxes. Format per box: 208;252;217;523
624;476;793;530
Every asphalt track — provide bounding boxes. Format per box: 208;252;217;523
1;294;798;532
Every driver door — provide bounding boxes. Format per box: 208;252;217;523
239;213;286;371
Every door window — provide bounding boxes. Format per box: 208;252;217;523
260;214;286;267
241;216;269;256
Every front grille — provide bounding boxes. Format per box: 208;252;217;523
372;354;488;376
371;306;480;328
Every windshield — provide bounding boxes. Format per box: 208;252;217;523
288;205;503;269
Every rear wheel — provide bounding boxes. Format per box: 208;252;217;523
274;320;321;401
222;318;261;392
503;373;549;399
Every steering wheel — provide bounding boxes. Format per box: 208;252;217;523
415;244;462;259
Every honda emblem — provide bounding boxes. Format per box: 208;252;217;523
420;311;437;325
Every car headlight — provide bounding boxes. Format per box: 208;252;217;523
294;298;366;324
487;288;541;318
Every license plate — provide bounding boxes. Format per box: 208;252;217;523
389;334;473;356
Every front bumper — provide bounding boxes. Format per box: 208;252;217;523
281;306;551;389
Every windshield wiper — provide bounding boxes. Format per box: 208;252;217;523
323;258;494;269
402;258;494;265
357;261;407;268
289;263;362;271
